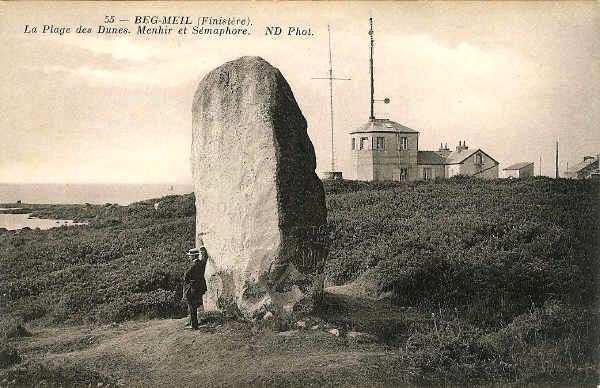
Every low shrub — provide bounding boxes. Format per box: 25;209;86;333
0;343;21;369
9;299;47;322
0;360;114;386
0;318;31;339
96;290;185;323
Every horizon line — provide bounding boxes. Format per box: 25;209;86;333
0;182;194;185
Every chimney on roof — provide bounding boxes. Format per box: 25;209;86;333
456;140;468;152
436;142;451;158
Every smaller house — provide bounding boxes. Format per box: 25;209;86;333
415;141;500;181
564;155;599;179
503;162;534;179
441;141;500;180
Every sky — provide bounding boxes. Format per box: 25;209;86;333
1;1;598;183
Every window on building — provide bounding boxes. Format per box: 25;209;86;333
360;137;368;150
376;137;385;150
400;137;408;150
423;168;432;181
352;138;356;150
400;167;408;181
475;153;483;165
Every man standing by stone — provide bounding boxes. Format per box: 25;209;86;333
183;247;208;330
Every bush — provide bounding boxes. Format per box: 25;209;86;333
8;299;47;322
96;290;185;323
397;302;599;385
0;318;30;339
0;360;114;386
0;343;21;369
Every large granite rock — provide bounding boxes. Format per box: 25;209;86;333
191;56;328;318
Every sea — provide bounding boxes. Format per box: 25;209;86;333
0;183;194;205
0;209;88;231
0;183;194;230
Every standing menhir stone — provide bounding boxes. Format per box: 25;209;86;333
191;56;328;318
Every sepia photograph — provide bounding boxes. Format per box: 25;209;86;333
0;1;598;386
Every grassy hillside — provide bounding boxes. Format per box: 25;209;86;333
0;177;598;385
324;177;599;384
326;177;598;312
0;195;195;325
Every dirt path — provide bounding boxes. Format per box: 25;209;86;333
4;292;423;387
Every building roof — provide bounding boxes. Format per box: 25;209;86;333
349;118;419;134
417;151;445;165
445;148;499;165
445;149;477;164
503;162;533;171
566;156;598;173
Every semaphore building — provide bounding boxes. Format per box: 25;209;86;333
350;120;499;181
350;18;499;182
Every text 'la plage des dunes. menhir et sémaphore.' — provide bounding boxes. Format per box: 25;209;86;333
23;15;315;38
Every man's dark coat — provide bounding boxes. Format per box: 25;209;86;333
183;258;207;305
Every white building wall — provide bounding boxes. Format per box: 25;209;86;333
446;164;461;178
503;170;520;179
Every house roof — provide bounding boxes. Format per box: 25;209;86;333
417;151;446;165
445;148;499;165
503;162;534;171
566;156;598;173
445;149;476;164
349;118;419;134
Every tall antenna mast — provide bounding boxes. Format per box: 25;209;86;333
555;140;559;178
368;17;390;120
327;25;335;172
312;24;350;175
369;17;375;121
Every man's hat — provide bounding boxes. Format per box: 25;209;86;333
187;247;201;256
